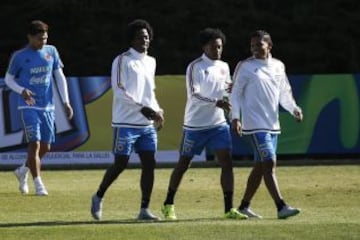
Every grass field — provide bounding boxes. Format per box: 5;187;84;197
0;165;359;240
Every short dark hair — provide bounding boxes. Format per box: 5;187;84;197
251;30;273;47
126;19;153;43
199;28;226;47
28;20;48;35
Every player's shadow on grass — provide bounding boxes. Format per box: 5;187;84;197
0;217;233;228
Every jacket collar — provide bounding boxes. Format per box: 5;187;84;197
129;47;147;59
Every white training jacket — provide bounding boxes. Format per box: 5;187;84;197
183;54;231;130
230;55;300;134
111;48;162;128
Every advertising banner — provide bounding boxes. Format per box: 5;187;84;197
230;74;360;156
1;74;359;166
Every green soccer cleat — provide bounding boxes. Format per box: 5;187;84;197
161;204;177;220
224;208;248;220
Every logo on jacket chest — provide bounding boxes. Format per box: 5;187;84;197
255;67;283;85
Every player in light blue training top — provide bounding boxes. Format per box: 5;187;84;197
4;20;73;196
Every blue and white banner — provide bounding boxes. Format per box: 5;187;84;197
1;74;360;165
0;150;205;166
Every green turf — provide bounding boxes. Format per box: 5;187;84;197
77;75;186;151
0;165;359;239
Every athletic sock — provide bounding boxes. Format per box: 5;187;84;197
164;188;176;205
141;198;150;209
96;189;105;198
224;191;233;213
96;163;124;199
276;199;286;211
239;200;250;210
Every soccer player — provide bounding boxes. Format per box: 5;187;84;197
161;28;248;220
90;19;164;221
230;30;303;219
4;20;73;196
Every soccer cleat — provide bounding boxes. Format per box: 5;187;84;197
14;166;29;194
35;182;48;196
239;208;263;219
137;208;160;220
91;194;103;220
161;204;177;220
278;205;300;219
224;208;248;220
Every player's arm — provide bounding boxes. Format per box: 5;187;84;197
187;64;227;110
293;108;303;122
54;68;73;119
230;76;242;135
4;73;23;94
146;60;165;129
216;65;232;112
112;55;159;120
4;72;35;105
278;66;303;122
112;56;143;107
145;94;164;123
230;62;247;121
231;119;242;136
230;62;248;135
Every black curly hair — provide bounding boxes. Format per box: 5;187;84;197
126;19;153;44
199;28;226;47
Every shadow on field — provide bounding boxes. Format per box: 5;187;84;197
0;218;224;228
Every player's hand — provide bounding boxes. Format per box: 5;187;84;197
225;82;233;93
231;119;242;136
64;103;74;120
22;89;35;106
294;108;303;122
140;106;157;120
153;111;165;131
216;99;231;112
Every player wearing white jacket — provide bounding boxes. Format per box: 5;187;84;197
183;53;230;129
111;47;162;128
230;55;301;134
230;30;303;220
162;28;248;221
91;19;163;222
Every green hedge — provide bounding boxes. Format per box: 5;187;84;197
0;0;359;76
